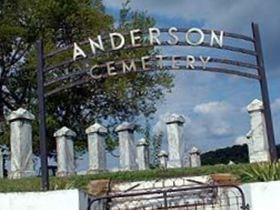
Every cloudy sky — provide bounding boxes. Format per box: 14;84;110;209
104;0;280;144
78;0;280;171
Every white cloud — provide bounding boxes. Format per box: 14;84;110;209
194;101;230;114
235;136;248;145
191;101;234;138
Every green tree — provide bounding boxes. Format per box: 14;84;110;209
0;0;174;155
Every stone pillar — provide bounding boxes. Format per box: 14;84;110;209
136;138;150;170
165;114;185;168
189;147;201;168
7;108;35;179
115;122;138;171
246;99;270;163
0;149;3;178
158;151;168;169
54;127;76;177
86;123;108;174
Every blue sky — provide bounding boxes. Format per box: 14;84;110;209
78;0;280;171
103;0;280;144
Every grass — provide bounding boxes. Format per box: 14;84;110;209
0;163;275;193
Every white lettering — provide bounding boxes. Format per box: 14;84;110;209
149;27;161;45
89;36;104;55
186;28;205;46
210;30;224;47
141;56;150;70
199;56;211;69
73;43;86;61
186;55;195;69
110;33;125;50
89;65;102;79
107;61;117;76
172;56;180;69
156;55;164;69
130;29;141;47
122;60;137;73
168;27;179;45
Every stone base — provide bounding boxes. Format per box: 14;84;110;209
87;169;107;175
56;171;76;177
167;159;183;168
249;150;271;163
8;170;36;179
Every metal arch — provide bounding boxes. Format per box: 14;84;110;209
44;65;260;97
159;28;255;42
44;42;256;73
251;23;277;161
36;23;277;192
45;28;254;59
43;55;259;88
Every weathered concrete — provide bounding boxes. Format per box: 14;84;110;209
54;127;76;177
0;179;280;210
189;147;201;168
136;138;150;170
0;190;89;210
7;108;35;179
246;99;270;163
165;114;185;168
115;122;138;171
158;150;168;169
86;123;108;174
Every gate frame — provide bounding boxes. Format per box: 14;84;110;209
86;184;250;210
36;22;277;190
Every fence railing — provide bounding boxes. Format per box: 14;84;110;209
87;184;249;210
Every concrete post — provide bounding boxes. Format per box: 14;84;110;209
136;138;150;170
54;126;76;177
158;150;168;169
115;122;138;171
165;114;185;168
7;108;35;179
86;123;108;174
189;147;201;168
246;99;270;163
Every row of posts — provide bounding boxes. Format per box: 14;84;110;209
0;108;201;178
0;99;272;178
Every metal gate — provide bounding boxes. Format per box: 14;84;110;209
87;184;249;210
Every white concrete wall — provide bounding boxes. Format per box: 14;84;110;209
0;189;89;210
241;181;280;210
1;180;280;210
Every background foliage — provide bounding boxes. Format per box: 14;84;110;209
0;0;173;156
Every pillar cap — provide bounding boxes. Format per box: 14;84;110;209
137;138;149;146
54;126;76;138
246;130;253;139
7;108;35;122
228;160;236;165
115;122;135;132
247;99;263;113
189;147;200;154
86;123;108;134
165;113;185;124
158;150;168;157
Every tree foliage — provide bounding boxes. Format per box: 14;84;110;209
201;144;249;165
0;0;174;155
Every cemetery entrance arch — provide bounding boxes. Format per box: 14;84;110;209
36;23;276;190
